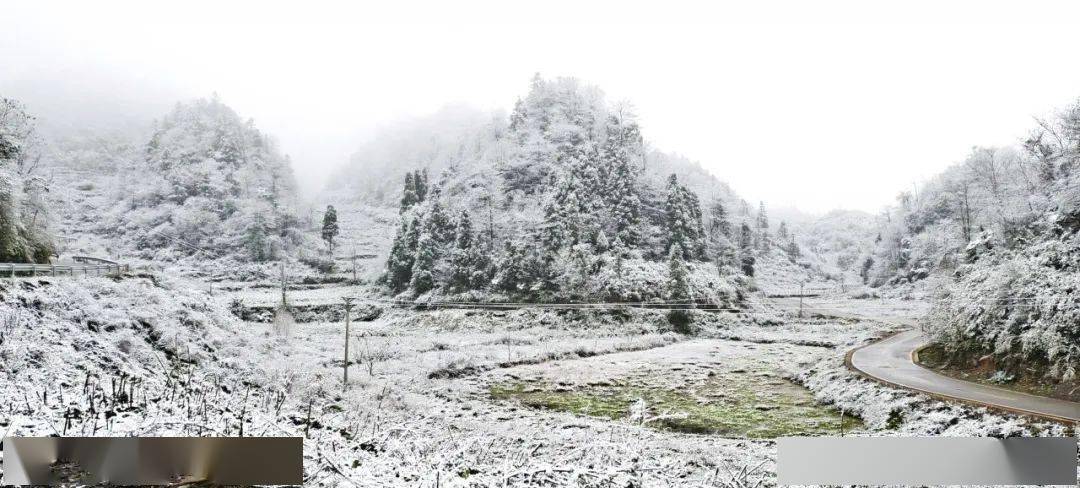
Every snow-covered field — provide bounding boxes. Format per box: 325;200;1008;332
1;273;1068;486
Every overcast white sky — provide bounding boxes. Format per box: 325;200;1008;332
4;1;1080;213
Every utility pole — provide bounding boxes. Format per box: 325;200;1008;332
350;246;357;282
280;261;287;307
798;282;804;318
341;297;356;389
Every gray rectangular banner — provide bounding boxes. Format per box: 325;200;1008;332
3;437;303;485
778;437;1077;485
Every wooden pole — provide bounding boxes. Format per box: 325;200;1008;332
280;261;287;307
798;283;804;318
342;297;355;390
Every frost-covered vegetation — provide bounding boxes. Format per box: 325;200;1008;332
340;76;833;304
865;100;1080;289
7;274;1061;487
0;97;54;262
853;97;1080;382
17;95;313;274
107;96;305;263
926;233;1080;381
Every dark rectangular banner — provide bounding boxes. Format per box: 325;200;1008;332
3;437;303;485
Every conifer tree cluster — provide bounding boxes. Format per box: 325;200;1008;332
381;76;749;300
664;174;707;260
399;169;428;213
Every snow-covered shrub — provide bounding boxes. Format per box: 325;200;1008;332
926;232;1080;380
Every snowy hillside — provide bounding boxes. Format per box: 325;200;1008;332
25;96;327;285
866;97;1080;383
330;76;851;305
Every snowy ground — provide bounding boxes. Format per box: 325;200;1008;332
2;273;1070;487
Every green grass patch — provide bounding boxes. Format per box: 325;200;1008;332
491;370;861;438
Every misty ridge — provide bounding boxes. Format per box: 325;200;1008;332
4;70;1080;378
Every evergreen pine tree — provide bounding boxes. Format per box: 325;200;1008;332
666;246;691;301
595;230;610;253
686;189;707;258
786;233;800;262
449;210;476;291
776;221;789;242
494;239;526;292
738;222;755;276
386;218;416;292
410;216;440;294
321;205;339;255
706;199;733;269
400;172;417;212
756;201;769;251
415;169;429;203
665;246;694;332
664;174;707;260
708;200;731;239
665;174;690;258
426;193;454;244
542;170;585;251
601;115;643;247
244;215;269;261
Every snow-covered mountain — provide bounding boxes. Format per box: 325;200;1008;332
329;76;854;304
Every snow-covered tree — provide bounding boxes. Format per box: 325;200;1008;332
409;225;439;294
755;201;770;252
448;210;479;291
321;205;339;254
400;172;418;212
666;246;691;302
664;174;706;260
738;222;755;276
665;246;694;331
601;113;644;247
386;215;421;292
0;97;53;263
493;239;527;293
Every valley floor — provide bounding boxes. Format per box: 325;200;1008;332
1;277;1072;487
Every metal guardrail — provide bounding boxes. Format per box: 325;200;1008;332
71;255;119;265
763;286;837;298
0;262;130;278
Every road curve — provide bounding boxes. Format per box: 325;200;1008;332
850;330;1080;423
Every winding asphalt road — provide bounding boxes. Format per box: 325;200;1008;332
850;329;1080;423
764;295;1080;423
